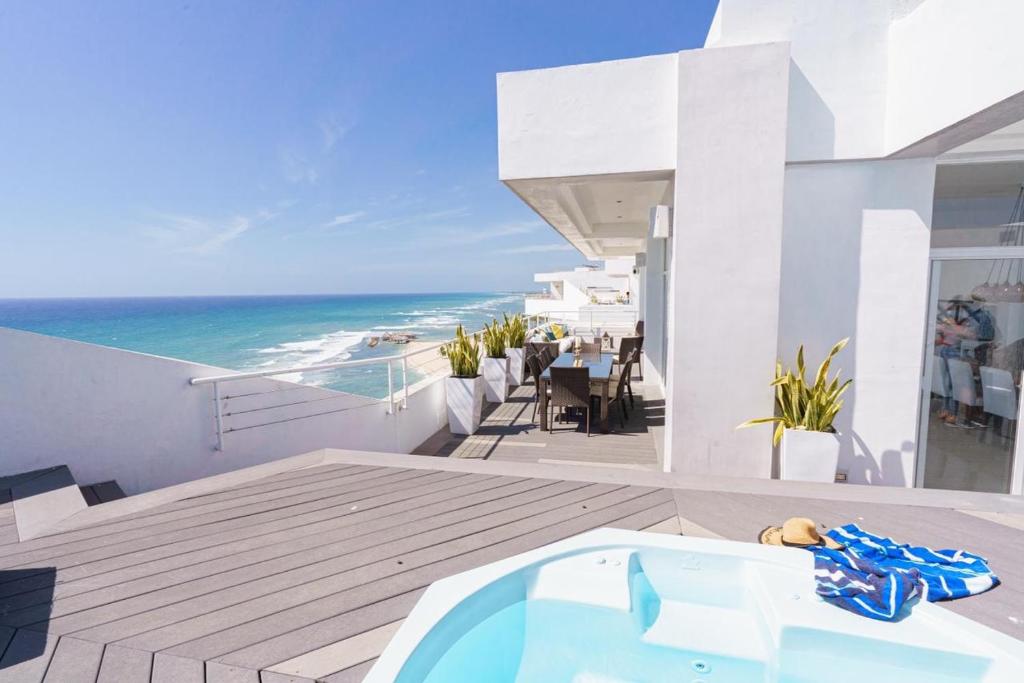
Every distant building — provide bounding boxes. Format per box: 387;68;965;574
525;259;639;330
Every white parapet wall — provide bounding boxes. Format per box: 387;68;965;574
0;328;449;495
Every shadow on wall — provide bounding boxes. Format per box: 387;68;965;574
787;62;836;160
0;567;56;669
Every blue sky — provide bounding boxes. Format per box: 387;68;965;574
0;1;717;297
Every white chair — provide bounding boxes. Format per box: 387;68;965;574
979;366;1018;421
946;358;982;410
931;355;950;398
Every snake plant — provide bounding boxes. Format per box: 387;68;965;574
738;338;852;446
502;312;527;348
440;325;481;377
482;319;507;359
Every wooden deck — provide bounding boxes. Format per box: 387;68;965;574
413;382;663;470
0;450;1020;682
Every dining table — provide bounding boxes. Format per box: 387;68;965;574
539;351;614;433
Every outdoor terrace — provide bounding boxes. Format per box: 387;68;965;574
0;450;1021;683
413;383;663;470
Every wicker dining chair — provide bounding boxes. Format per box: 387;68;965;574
538;346;555;370
526;354;549;422
594;356;634;429
579;340;602;356
549;366;592;436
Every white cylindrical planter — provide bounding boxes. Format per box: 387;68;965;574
779;429;840;483
445;376;485;435
482;357;510;403
507;347;525;387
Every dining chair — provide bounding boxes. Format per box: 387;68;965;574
580;340;601;356
526;354;549;422
594;356;633;428
539;346;555;370
549;366;592;436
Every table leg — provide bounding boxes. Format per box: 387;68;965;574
600;380;609;433
539;378;548;430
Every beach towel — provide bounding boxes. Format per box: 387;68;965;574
807;523;999;621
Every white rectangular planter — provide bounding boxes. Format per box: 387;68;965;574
482;357;510;403
779;429;840;483
445;376;485;435
507;347;525;387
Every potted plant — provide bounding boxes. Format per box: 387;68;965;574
481;319;509;403
440;325;484;435
738;338;852;483
502;312;527;387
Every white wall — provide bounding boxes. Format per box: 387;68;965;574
886;0;1024;155
666;41;791;477
497;54;678;179
0;328;449;494
707;0;893;160
777;158;936;486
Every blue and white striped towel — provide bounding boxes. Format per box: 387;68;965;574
807;524;999;621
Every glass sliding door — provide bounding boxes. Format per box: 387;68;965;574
919;258;1023;493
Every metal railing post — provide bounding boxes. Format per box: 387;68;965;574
213;381;224;452
401;356;409;410
386;359;395;415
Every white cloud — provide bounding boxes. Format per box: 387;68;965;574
142;209;276;255
319;114;349;152
280;148;319;184
500;243;576;254
322;211;367;229
438;220;545;244
367;206;471;231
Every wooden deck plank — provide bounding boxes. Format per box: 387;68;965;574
0;473;491;618
8;472;487;632
0;466;401;561
0;468;442;570
151;652;204;683
114;481;623;654
320;659;375;683
123;464;378;520
207;489;673;669
96;644;152;683
41;636;103;683
264;620;403;680
0;629;58;683
19;478;560;634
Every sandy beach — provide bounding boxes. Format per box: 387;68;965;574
392;340;449;375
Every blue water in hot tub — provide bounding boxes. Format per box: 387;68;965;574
394;553;996;683
419;598;765;683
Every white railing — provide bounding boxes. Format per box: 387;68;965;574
190;316;554;451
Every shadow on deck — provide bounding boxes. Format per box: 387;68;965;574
414;382;663;470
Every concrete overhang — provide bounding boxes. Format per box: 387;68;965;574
504;171;674;260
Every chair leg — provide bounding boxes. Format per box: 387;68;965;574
532;394;538;422
619;401;626;428
586;406;590;437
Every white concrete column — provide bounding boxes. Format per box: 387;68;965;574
777;158;936;486
665;42;791;477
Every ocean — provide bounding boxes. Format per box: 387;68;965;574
0;292;524;398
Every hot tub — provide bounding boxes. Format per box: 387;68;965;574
366;529;1024;682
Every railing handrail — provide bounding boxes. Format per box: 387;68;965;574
189;339;449;386
188;311;556;451
189;315;554;387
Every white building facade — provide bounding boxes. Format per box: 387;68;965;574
498;0;1024;494
525;259;640;330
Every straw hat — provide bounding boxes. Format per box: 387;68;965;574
758;517;844;550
